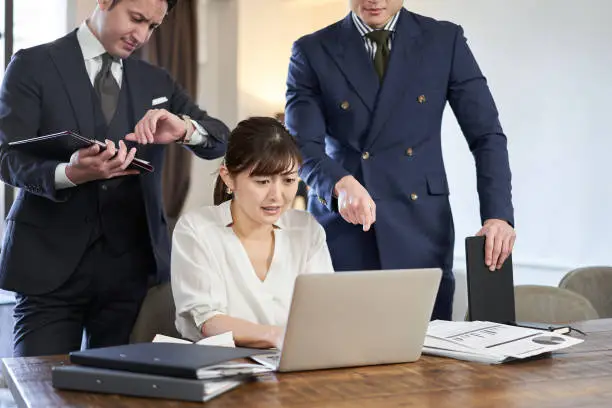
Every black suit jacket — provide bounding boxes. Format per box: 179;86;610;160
0;30;229;295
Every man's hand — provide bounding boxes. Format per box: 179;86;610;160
125;108;192;145
476;219;516;271
334;175;376;231
65;140;139;185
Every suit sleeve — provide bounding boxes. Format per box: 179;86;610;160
167;71;229;160
285;41;350;211
0;50;70;202
447;26;514;226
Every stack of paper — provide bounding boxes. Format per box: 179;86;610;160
423;320;584;364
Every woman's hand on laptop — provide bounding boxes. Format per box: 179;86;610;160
268;326;285;350
476;219;516;271
202;315;284;349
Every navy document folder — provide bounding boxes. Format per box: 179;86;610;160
8;130;154;173
69;343;266;379
52;365;246;402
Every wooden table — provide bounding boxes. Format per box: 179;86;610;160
3;319;612;408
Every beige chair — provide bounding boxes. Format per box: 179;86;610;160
130;282;182;343
514;285;599;324
559;266;612;318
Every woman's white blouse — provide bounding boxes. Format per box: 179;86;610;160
171;200;335;341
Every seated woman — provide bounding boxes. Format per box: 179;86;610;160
171;117;334;349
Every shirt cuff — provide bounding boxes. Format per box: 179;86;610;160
55;163;77;190
184;119;209;146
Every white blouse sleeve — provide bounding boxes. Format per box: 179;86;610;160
171;215;227;339
303;219;335;274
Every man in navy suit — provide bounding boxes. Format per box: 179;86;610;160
286;0;516;320
0;0;229;356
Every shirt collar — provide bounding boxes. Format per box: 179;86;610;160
76;21;123;65
218;200;286;230
351;10;400;37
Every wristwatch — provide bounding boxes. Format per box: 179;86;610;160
176;114;192;144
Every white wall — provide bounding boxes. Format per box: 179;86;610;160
67;0;94;30
183;0;239;211
237;0;347;119
406;0;612;318
407;0;612;276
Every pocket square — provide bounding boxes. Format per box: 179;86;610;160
152;96;168;106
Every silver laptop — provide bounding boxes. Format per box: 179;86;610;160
253;268;442;372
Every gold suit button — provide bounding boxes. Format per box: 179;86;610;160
406;147;414;157
410;193;418;201
318;196;327;206
362;151;370;160
340;101;350;110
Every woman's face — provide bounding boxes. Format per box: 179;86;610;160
221;164;300;227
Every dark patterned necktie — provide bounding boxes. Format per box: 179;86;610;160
365;30;391;82
94;53;120;123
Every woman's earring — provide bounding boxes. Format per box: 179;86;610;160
226;186;233;195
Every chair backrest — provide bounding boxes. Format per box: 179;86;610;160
514;285;599;324
559;266;612;318
130;282;181;343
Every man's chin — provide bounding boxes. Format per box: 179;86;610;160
362;13;392;28
111;45;136;59
367;19;386;28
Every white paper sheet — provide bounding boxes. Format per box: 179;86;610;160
152;331;236;348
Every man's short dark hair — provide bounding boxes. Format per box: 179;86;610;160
109;0;178;13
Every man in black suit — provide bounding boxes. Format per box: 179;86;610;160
0;0;229;357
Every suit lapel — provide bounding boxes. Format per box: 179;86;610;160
122;57;149;129
322;14;379;113
364;9;425;150
123;57;155;165
48;30;96;140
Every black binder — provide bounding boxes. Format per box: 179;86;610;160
8;130;153;173
52;365;247;402
465;235;516;323
69;343;266;379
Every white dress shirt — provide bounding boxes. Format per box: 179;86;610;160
55;22;207;189
171;200;335;342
